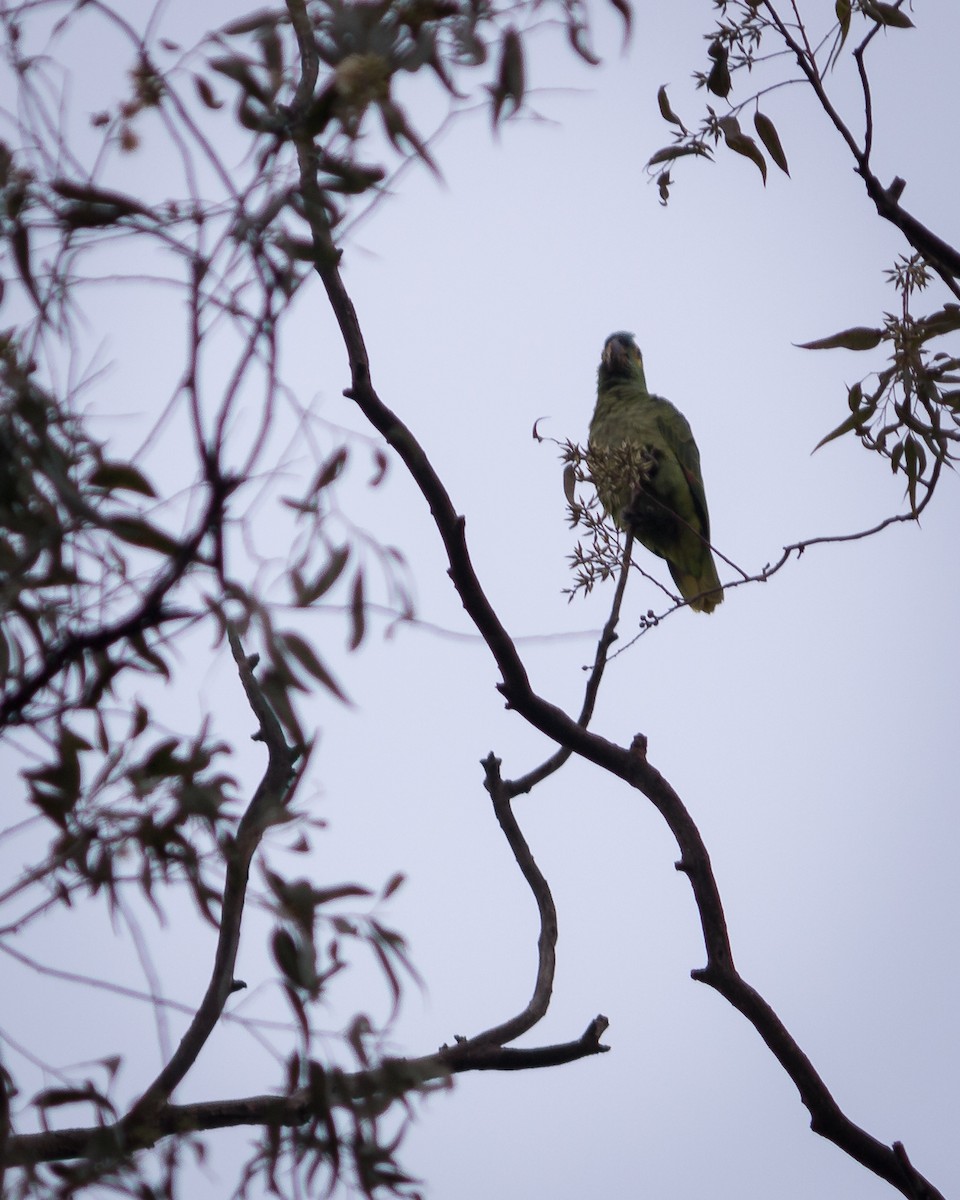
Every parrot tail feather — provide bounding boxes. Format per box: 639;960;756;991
669;565;724;614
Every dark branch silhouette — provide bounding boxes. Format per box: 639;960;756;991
2;3;955;1197
277;16;948;1182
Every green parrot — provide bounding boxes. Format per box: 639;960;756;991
588;331;723;613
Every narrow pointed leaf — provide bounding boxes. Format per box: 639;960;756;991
812;410;870;452
500;27;525;107
51;180;152;218
281;632;350;703
11;221;42;309
919;304;960;337
719;117;766;183
348;570;365;651
88;462;156;496
294;546;350;606
647;144;712;167
754;111;789;176
109;518;181;556
194;74;223;109
223;9;281;35
797;326;884;351
567;21;600;66
864;1;914;28
657;85;685;131
563;463;578;507
607;0;632;40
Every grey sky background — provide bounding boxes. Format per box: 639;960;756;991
2;2;959;1198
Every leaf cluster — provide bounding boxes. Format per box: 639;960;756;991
646;2;786;203
646;1;914;203
232;865;429;1200
801;257;960;514
265;867;414;1014
643;2;960;513
20;710;235;923
243;1045;438;1200
203;0;627;206
559;439;627;600
0;339;187;721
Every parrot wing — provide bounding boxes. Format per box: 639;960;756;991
654;404;711;542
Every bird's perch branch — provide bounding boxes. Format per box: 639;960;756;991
280;5;946;1195
304;249;942;1197
287;177;944;1200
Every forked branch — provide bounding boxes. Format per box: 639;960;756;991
282;4;946;1194
122;630;301;1133
289;131;945;1200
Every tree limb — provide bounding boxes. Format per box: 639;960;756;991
280;7;947;1195
120;629;300;1134
4;1022;609;1168
289;158;946;1200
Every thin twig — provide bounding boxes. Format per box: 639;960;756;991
763;1;960;298
509;529;634;796
0;479;230;729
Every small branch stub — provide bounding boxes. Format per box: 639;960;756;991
629;732;648;760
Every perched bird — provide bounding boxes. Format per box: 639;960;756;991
588;331;723;613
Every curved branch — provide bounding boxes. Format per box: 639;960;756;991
441;545;633;1051
281;6;946;1195
438;752;561;1049
440;1015;609;1071
290;179;945;1200
433;549;635;1051
121;629;299;1134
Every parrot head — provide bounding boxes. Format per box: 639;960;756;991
599;331;646;387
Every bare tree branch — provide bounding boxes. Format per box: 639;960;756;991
2;5;952;1196
282;61;946;1191
121;629;300;1132
5;1022;610;1168
432;752;563;1049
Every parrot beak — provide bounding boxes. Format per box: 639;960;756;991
601;334;636;375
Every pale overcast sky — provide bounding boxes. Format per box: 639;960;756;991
3;3;959;1199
